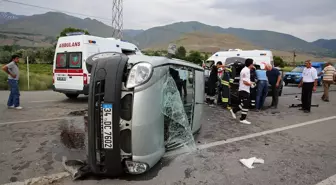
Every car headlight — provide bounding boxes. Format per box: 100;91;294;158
126;62;153;88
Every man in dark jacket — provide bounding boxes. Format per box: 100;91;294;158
266;64;281;109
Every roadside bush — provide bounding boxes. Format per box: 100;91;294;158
19;70;52;91
0;70;8;90
19;63;53;76
0;50;11;64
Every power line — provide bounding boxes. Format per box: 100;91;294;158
1;0;113;23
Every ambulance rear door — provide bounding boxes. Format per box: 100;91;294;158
54;36;84;91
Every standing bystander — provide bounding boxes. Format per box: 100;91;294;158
266;64;281;109
298;60;318;113
318;62;335;102
1;55;23;109
255;63;269;111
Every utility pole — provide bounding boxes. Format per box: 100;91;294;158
293;49;296;66
112;0;123;39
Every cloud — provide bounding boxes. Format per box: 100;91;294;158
210;0;336;22
0;0;335;41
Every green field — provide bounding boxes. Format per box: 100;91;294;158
0;63;53;91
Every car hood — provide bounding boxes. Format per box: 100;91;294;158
285;72;302;76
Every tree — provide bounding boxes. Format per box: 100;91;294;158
58;27;90;38
13;49;25;58
186;51;203;65
176;46;187;59
273;56;285;68
22;49;37;64
0;50;11;64
2;45;13;53
203;53;209;61
37;47;55;64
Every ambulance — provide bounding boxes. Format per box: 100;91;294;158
206;49;274;66
52;33;141;99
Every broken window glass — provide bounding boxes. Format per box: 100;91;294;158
161;72;196;151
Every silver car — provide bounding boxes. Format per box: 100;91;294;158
85;52;204;177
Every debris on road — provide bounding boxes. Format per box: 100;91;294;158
62;156;91;180
239;157;264;169
68;110;88;116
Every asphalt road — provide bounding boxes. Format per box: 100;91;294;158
0;85;336;185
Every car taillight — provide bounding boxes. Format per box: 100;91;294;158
83;73;88;85
52;73;54;84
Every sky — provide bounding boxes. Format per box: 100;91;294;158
1;0;335;41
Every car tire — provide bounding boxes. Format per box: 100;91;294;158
284;82;288;86
65;93;79;99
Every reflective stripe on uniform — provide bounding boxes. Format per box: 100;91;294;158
229;79;234;83
222;98;228;102
221;80;230;86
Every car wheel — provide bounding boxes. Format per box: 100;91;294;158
285;82;288;86
65;93;79;99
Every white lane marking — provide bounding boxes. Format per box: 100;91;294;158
0;117;74;126
1;172;70;185
164;116;336;157
29;100;60;103
315;174;336;185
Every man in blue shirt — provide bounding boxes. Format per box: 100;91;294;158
255;64;269;111
266;64;281;109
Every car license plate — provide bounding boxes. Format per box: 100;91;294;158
57;77;66;81
287;77;291;79
101;103;113;149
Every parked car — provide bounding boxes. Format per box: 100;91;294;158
283;62;325;86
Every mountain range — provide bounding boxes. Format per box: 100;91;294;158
0;12;25;24
0;11;335;58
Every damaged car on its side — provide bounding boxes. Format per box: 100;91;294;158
83;52;204;177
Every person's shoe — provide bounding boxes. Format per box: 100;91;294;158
230;109;237;119
8;105;14;109
324;99;330;102
14;106;23;110
240;120;251;125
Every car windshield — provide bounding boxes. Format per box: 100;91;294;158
291;66;304;72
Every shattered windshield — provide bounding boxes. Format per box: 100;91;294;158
162;68;196;151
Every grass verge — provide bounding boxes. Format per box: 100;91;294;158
0;63;52;91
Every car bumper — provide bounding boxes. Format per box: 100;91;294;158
283;78;301;84
52;84;89;95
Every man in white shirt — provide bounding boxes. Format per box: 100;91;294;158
298;60;318;113
231;58;255;124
